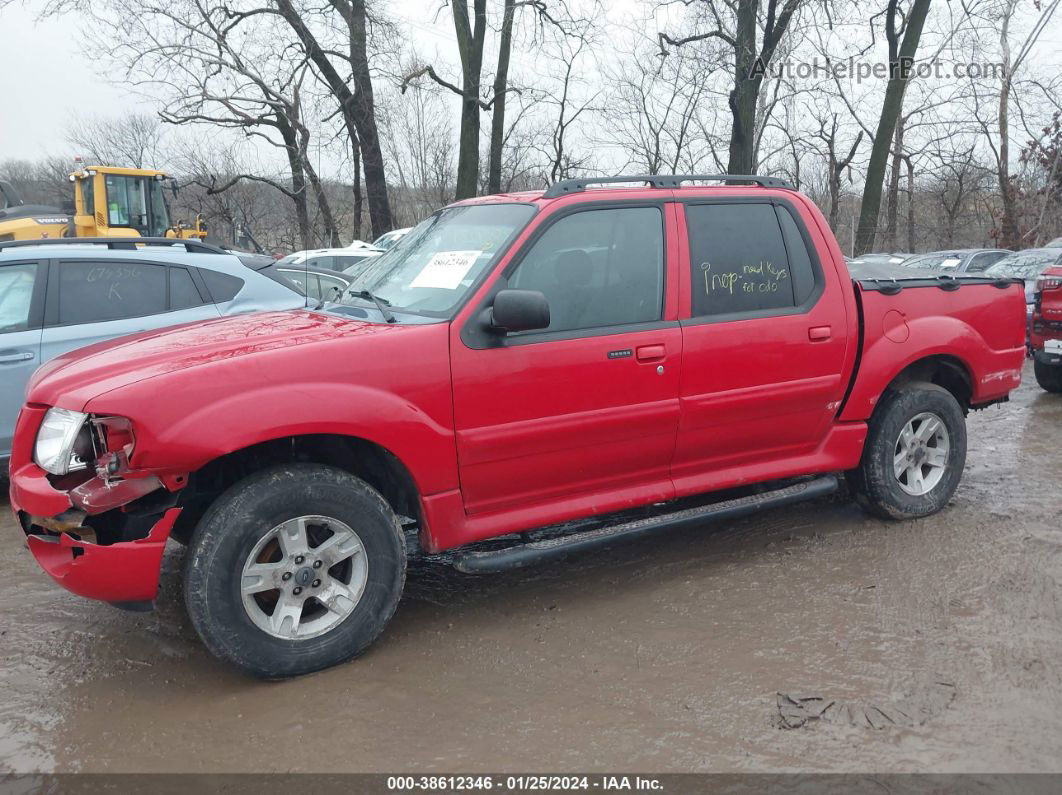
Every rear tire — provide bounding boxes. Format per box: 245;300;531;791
848;382;967;520
1034;359;1062;393
183;463;406;678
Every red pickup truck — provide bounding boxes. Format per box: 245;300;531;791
9;175;1027;678
1031;265;1062;392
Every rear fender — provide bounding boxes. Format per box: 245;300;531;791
840;314;1021;421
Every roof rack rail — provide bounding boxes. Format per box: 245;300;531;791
0;237;226;254
542;173;793;199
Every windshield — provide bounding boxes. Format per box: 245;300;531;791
343;204;535;316
104;174;170;237
986;252;1061;280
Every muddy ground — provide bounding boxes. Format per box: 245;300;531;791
1;361;1061;774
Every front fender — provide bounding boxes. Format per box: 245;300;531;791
87;381;458;496
81;326;458;495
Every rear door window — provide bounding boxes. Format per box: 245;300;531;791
57;260;167;325
685;203;820;318
967;251;1007;272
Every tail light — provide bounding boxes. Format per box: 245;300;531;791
1035;275;1062;294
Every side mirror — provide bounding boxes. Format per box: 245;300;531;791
490;289;550;333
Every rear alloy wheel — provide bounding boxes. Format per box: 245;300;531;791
184;464;405;678
892;412;950;496
849;382;967;520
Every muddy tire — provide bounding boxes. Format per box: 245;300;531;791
183;463;406;679
1034;359;1062;393
848;382;967;521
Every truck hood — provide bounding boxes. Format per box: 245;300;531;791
28;310;388;409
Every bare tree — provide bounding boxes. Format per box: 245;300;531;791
273;0;395;237
65;113;165;168
658;0;807;174
853;0;933;255
813;113;864;230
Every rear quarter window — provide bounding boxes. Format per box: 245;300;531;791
199;269;244;302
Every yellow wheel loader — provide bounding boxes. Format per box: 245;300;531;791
0;165;206;242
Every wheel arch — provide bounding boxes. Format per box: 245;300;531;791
172;433;426;547
882;354;974;414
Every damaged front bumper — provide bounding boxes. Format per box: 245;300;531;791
20;505;181;607
9;406;181;608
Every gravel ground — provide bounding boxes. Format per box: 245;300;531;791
1;360;1060;773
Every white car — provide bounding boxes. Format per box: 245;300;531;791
371;228;411;251
277;246;383;272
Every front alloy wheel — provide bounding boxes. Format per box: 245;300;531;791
241;515;368;640
184;464;406;678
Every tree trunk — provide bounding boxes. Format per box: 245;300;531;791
303;154;339;247
276;0;394;237
351;142;364;243
906;156;915;253
996;11;1019;249
278;121;311;249
488;0;516;194
727;0;761;175
884;117;905;251
452;0;487;199
853;0;932;256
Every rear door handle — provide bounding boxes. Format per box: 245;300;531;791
636;344;666;362
0;351;34;364
808;326;832;342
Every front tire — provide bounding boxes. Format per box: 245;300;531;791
849;382;967;520
1034;359;1062;393
183;464;406;678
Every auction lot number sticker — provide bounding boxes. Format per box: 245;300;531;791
387;776;663;791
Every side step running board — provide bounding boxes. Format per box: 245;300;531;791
452;475;839;574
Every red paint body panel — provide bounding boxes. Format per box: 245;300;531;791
671;191;857;492
7;184;1028;604
839;281;1027;421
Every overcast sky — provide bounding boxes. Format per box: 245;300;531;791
0;5;147;160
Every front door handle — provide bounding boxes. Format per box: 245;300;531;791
636;344;666;362
808;326;832;342
0;351;34;364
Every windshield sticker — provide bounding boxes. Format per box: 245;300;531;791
410;250;482;289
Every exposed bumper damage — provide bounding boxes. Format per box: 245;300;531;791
23;508;181;606
11;460;181;608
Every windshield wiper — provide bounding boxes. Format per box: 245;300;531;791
350;289;396;323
